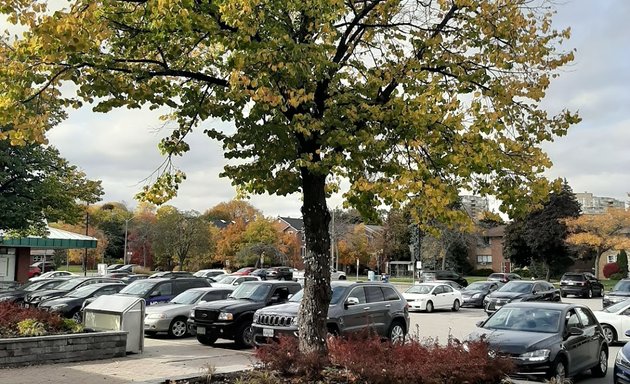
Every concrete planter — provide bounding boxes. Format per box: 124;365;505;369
0;331;127;367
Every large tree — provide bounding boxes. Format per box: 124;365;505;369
0;141;103;234
565;208;630;279
0;1;577;354
504;183;581;280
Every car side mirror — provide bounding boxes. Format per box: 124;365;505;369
532;290;537;295
345;297;359;307
625;330;630;338
433;292;438;296
567;327;584;337
476;320;484;328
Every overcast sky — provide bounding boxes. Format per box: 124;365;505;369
44;1;629;218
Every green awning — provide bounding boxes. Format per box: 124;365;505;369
0;227;97;249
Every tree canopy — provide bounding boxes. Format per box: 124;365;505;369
0;140;103;234
0;0;578;354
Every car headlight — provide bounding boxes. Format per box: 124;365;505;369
218;312;234;321
50;304;68;310
616;348;630;366
290;316;298;325
31;296;43;302
189;309;195;318
0;296;13;302
472;293;482;299
253;312;260;323
146;313;167;320
517;349;550;362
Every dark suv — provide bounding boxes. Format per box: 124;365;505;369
189;280;301;347
265;267;294;281
560;272;604;298
251;281;409;346
421;270;468;287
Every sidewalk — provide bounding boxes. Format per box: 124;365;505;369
0;338;254;384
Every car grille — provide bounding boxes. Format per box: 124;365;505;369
195;309;219;322
256;314;295;327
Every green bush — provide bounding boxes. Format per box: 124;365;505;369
610;272;625;281
17;319;46;336
512;268;532;278
0;302;83;337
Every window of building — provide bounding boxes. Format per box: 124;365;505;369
608;254;617;264
477;255;492;265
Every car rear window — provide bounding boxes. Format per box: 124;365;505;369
562;274;585;281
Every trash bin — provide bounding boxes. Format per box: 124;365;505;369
367;270;375;281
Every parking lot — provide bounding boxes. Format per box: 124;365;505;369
0;293;618;384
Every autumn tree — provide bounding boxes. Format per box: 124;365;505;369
0;141;103;234
565;208;630;279
90;203;133;263
127;202;157;268
204;200;261;223
381;208;411;262
214;219;248;268
0;1;578;354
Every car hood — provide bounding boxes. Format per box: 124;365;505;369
469;329;559;355
255;302;300;315
28;289;68;299
211;283;236;288
40;296;80;307
487;292;526;300
461;290;487;297
607;291;630;297
195;298;264;312
0;290;25;298
146;303;193;316
403;293;432;300
593;310;620;323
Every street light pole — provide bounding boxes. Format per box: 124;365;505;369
123;218;132;265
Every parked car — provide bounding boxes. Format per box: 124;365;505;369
560;272;604;298
28;261;57;278
23;277;123;307
403;282;463;312
28;270;78;281
420;270;468;287
487;272;522;283
460;281;502;308
39;283;126;322
113;277;212;305
116;264;140;273
105;271;131;279
193;269;228;279
231;267;257;276
211;275;261;288
250;269;269;280
603;279;630;308
434;279;465;291
121;274;150;284
265;266;294;281
144;287;234;338
615;330;630;383
189;280;302;347
483;280;560;315
148;271;193;279
593;299;630;344
293;268;347;285
469;302;608;381
251;281;409;346
0;278;70;304
106;264;124;272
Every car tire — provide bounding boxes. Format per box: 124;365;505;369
168;317;189;338
591;348;608;378
278;277;285;281
387;320;406;344
561;291;567;298
196;332;218;345
71;310;82;323
425;301;434;313
452;299;460;312
548;356;567;381
602;324;617;344
339;275;346;280
235;322;254;348
585;288;593;299
145;331;157;337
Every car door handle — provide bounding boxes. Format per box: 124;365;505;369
363;307;371;310
385;304;391;307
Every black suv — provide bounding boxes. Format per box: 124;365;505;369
189;280;301;347
251;281;409;346
560;272;604;298
421;270;468;287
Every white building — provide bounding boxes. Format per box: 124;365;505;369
575;192;625;215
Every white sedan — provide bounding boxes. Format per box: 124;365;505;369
593;299;630;344
29;270;78;281
403;282;463;312
211;275;261;288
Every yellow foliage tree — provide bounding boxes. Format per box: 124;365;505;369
565;209;630;278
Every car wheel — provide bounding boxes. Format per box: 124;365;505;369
561;291;567;298
168;317;188;338
585;288;593;299
388;321;406;344
602;324;616;344
339;275;346;280
548;357;567;381
452;299;460;312
425;301;434;313
235;322;254;348
71;310;82;323
591;348;608;378
196;332;218;345
278;277;285;281
145;331;157;337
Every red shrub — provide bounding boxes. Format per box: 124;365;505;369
604;262;620;278
0;302;66;337
256;333;513;384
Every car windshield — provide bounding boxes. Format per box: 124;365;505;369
406;284;434;294
465;282;493;291
562;274;585;281
218;276;237;285
613;280;630;292
54;279;85;291
289;285;346;304
193;271;206;277
604;300;630;313
66;285;102;298
119;281;155;295
229;283;271;301
170;290;205;304
483;307;561;333
497;282;533;294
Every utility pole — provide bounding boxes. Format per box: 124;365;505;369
123;217;133;265
83;205;89;276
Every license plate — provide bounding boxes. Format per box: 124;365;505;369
197;326;205;335
567;282;574;285
263;327;274;337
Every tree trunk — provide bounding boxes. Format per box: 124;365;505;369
297;170;331;356
594;249;602;279
544;260;551;281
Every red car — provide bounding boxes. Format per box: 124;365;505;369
231;267;256;276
